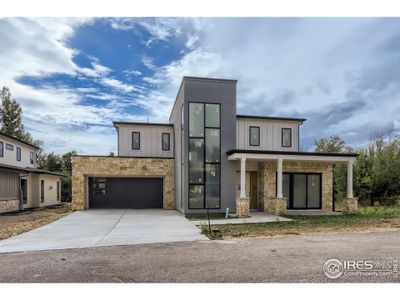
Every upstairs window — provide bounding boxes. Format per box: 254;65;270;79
16;147;21;161
30;152;34;164
0;141;3;157
6;143;14;150
282;128;292;147
162;133;170;151
205;104;220;128
189;103;204;137
132;132;140;150
249;126;260;146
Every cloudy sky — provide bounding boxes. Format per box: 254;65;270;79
1;17;399;154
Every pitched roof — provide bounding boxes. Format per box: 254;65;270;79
0;163;64;176
0;131;40;149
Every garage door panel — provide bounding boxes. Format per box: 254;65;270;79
89;177;163;209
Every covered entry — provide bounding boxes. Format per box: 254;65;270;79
89;177;163;209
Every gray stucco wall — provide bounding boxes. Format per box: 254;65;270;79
169;81;185;212
179;77;237;215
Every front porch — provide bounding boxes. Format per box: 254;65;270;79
227;150;358;217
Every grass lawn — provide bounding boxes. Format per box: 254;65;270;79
0;204;72;240
201;206;400;239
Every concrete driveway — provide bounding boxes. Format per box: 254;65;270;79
0;209;207;253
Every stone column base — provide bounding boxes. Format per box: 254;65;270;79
342;197;358;215
236;197;250;218
264;197;287;216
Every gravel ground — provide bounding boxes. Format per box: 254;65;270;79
0;205;72;240
0;229;399;283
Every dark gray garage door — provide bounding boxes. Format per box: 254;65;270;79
89;177;163;209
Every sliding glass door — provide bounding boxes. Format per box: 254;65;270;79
282;173;322;209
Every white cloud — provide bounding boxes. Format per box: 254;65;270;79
0;17;133;154
138;18;400;148
123;69;142;76
99;77;138;93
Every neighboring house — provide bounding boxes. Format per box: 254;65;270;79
0;132;63;214
72;76;358;216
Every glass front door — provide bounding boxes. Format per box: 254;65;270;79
282;173;322;209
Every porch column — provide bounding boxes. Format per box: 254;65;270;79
277;156;283;198
240;155;246;198
347;159;354;198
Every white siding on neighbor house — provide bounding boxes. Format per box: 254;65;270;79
0;169;19;200
236;118;301;151
0;134;37;168
116;124;174;158
38;174;62;207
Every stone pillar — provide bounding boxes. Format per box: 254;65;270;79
347;160;354;198
277;156;283;198
236;197;250;218
264;197;287;216
342;197;358;215
240;155;246;198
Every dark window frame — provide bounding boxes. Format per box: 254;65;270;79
40;180;44;203
131;131;140;150
30;152;34;164
249;126;260;146
162;132;171;151
6;143;14;150
57;181;60;201
0;141;3;157
281;128;292;148
188;102;221;210
16;147;21;161
275;172;322;210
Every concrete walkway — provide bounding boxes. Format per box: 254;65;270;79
0;209;208;253
191;211;293;226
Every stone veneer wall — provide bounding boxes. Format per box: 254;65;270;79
72;156;174;210
258;161;334;213
0;199;19;214
236;197;250;218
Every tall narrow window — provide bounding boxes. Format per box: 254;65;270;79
189;139;204;184
16;147;21;161
0;141;3;157
205;104;220;127
282;128;292;147
40;180;44;203
188;102;221;209
249;126;260;146
57;181;60;201
132;132;140;150
189;103;204;137
30;152;34;164
162;133;170;151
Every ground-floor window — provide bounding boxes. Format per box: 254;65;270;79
40;180;44;203
281;173;322;209
21;179;28;204
57;181;60;201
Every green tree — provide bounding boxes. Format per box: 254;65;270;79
42;152;63;172
0;86;32;142
314;135;350;209
62;150;77;172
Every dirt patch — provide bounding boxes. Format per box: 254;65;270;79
0;204;72;240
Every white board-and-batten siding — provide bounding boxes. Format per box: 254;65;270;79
116;124;174;158
236;118;300;151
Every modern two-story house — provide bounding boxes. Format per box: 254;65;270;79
0;132;63;213
72;76;358;216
